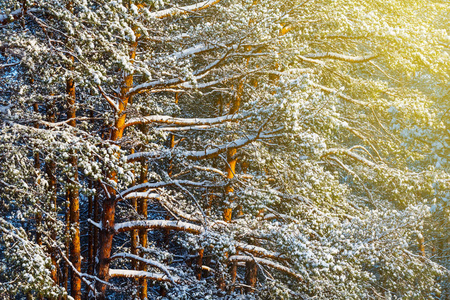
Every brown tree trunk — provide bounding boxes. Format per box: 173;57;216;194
66;54;81;300
45;160;59;286
245;261;257;293
45;97;58;284
33;102;43;246
88;180;94;276
197;249;204;280
418;235;425;257
223;81;243;222
63;199;69;298
97;197;116;296
96;39;137;297
223;148;237;222
138;160;148;299
68;154;81;300
130;149;139;272
93;187;100;271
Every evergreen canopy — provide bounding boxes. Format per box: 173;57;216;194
0;0;449;299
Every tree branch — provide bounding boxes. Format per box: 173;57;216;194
109;269;180;283
115;220;204;234
304;52;378;63
228;255;303;281
149;0;221;19
109;253;177;284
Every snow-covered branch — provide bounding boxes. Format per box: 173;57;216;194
109;269;180;283
0;8;38;25
109;253;177;284
149;0;221;19
127;71;247;96
126;149;170;162
123;192;160;200
309;82;369;106
119;180;219;198
124;111;249;128
304;52;378;63
121;191;202;221
184;133;276;160
322;148;376;168
0;61;20;69
115;220;204;234
97;85;119;112
236;243;287;261
228;255;303;281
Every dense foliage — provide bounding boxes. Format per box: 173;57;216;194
1;0;449;299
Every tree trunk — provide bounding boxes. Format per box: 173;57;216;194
138;160;148;300
96;39;137;297
66;54;81;300
418;234;425;257
245;260;257;293
45;160;59;286
223;148;237;222
223;81;243;222
68;154;81;300
88;180;94;276
33;102;42;246
197;249;204;280
93;187;100;272
130;149;139;272
97;197;116;297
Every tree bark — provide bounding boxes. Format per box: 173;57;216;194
223;148;237;222
245;261;257;293
138;160;148;300
66;51;81;300
96;39;137;298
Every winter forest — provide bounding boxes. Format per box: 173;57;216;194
0;0;449;299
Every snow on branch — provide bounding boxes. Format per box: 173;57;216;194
0;62;20;69
88;218;102;229
322;148;376;168
126;149;170;162
184;132;276;160
236;243;287;261
304;52;378;63
114;220;205;234
109;269;180;283
123;192;160;200
109;253;177;284
127;72;245;96
119;180;219;198
149;0;221;19
0;8;38;25
97;85;119;112
169;43;217;60
122;191;202;222
124;111;249;128
155;125;221;132
228;255;303;281
309;82;369;106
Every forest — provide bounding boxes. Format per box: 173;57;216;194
0;0;449;299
